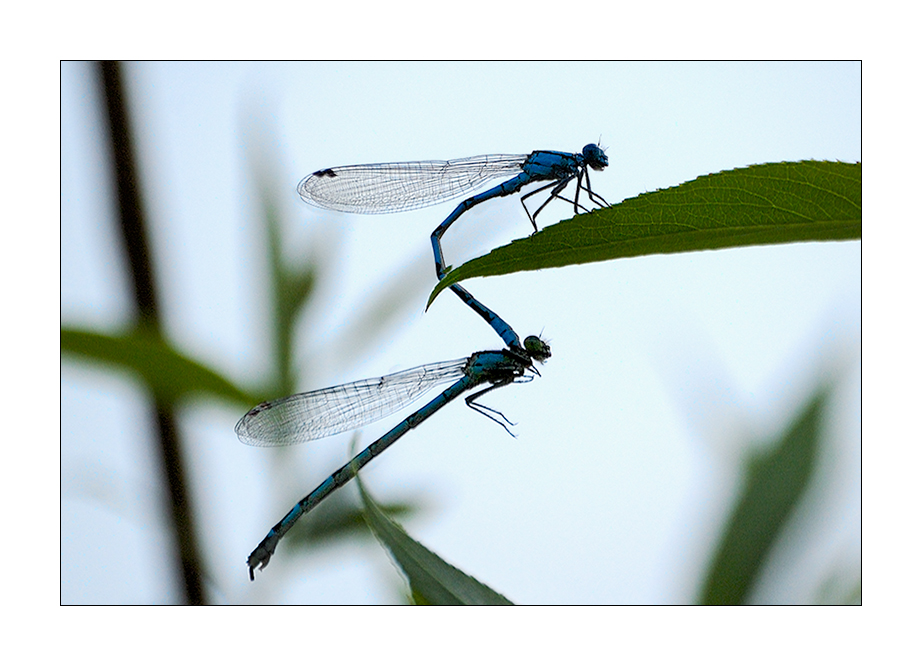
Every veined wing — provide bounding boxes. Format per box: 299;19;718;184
297;154;528;214
235;358;469;447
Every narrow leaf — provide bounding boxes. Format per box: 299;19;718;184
62;327;257;406
429;161;861;305
284;494;421;554
699;383;831;604
357;473;513;605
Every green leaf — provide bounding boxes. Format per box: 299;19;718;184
429;160;861;306
356;472;513;605
698;382;831;605
284;493;421;554
61;327;258;406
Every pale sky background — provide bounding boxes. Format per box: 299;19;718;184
61;61;860;605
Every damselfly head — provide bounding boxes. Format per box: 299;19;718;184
523;335;552;363
583;143;609;171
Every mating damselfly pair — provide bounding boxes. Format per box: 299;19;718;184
238;144;610;579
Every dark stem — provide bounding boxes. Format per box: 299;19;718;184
98;61;205;604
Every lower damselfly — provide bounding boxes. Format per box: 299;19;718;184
237;336;551;579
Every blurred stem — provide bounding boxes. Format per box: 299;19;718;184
98;61;205;604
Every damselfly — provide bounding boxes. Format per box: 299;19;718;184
238;336;551;579
298;145;609;348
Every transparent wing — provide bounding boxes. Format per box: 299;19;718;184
235;358;469;447
297;154;528;214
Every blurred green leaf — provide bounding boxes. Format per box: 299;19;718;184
62;327;258;406
259;171;316;396
815;565;862;605
285;493;421;551
429;160;861;306
357;471;513;605
699;382;832;604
